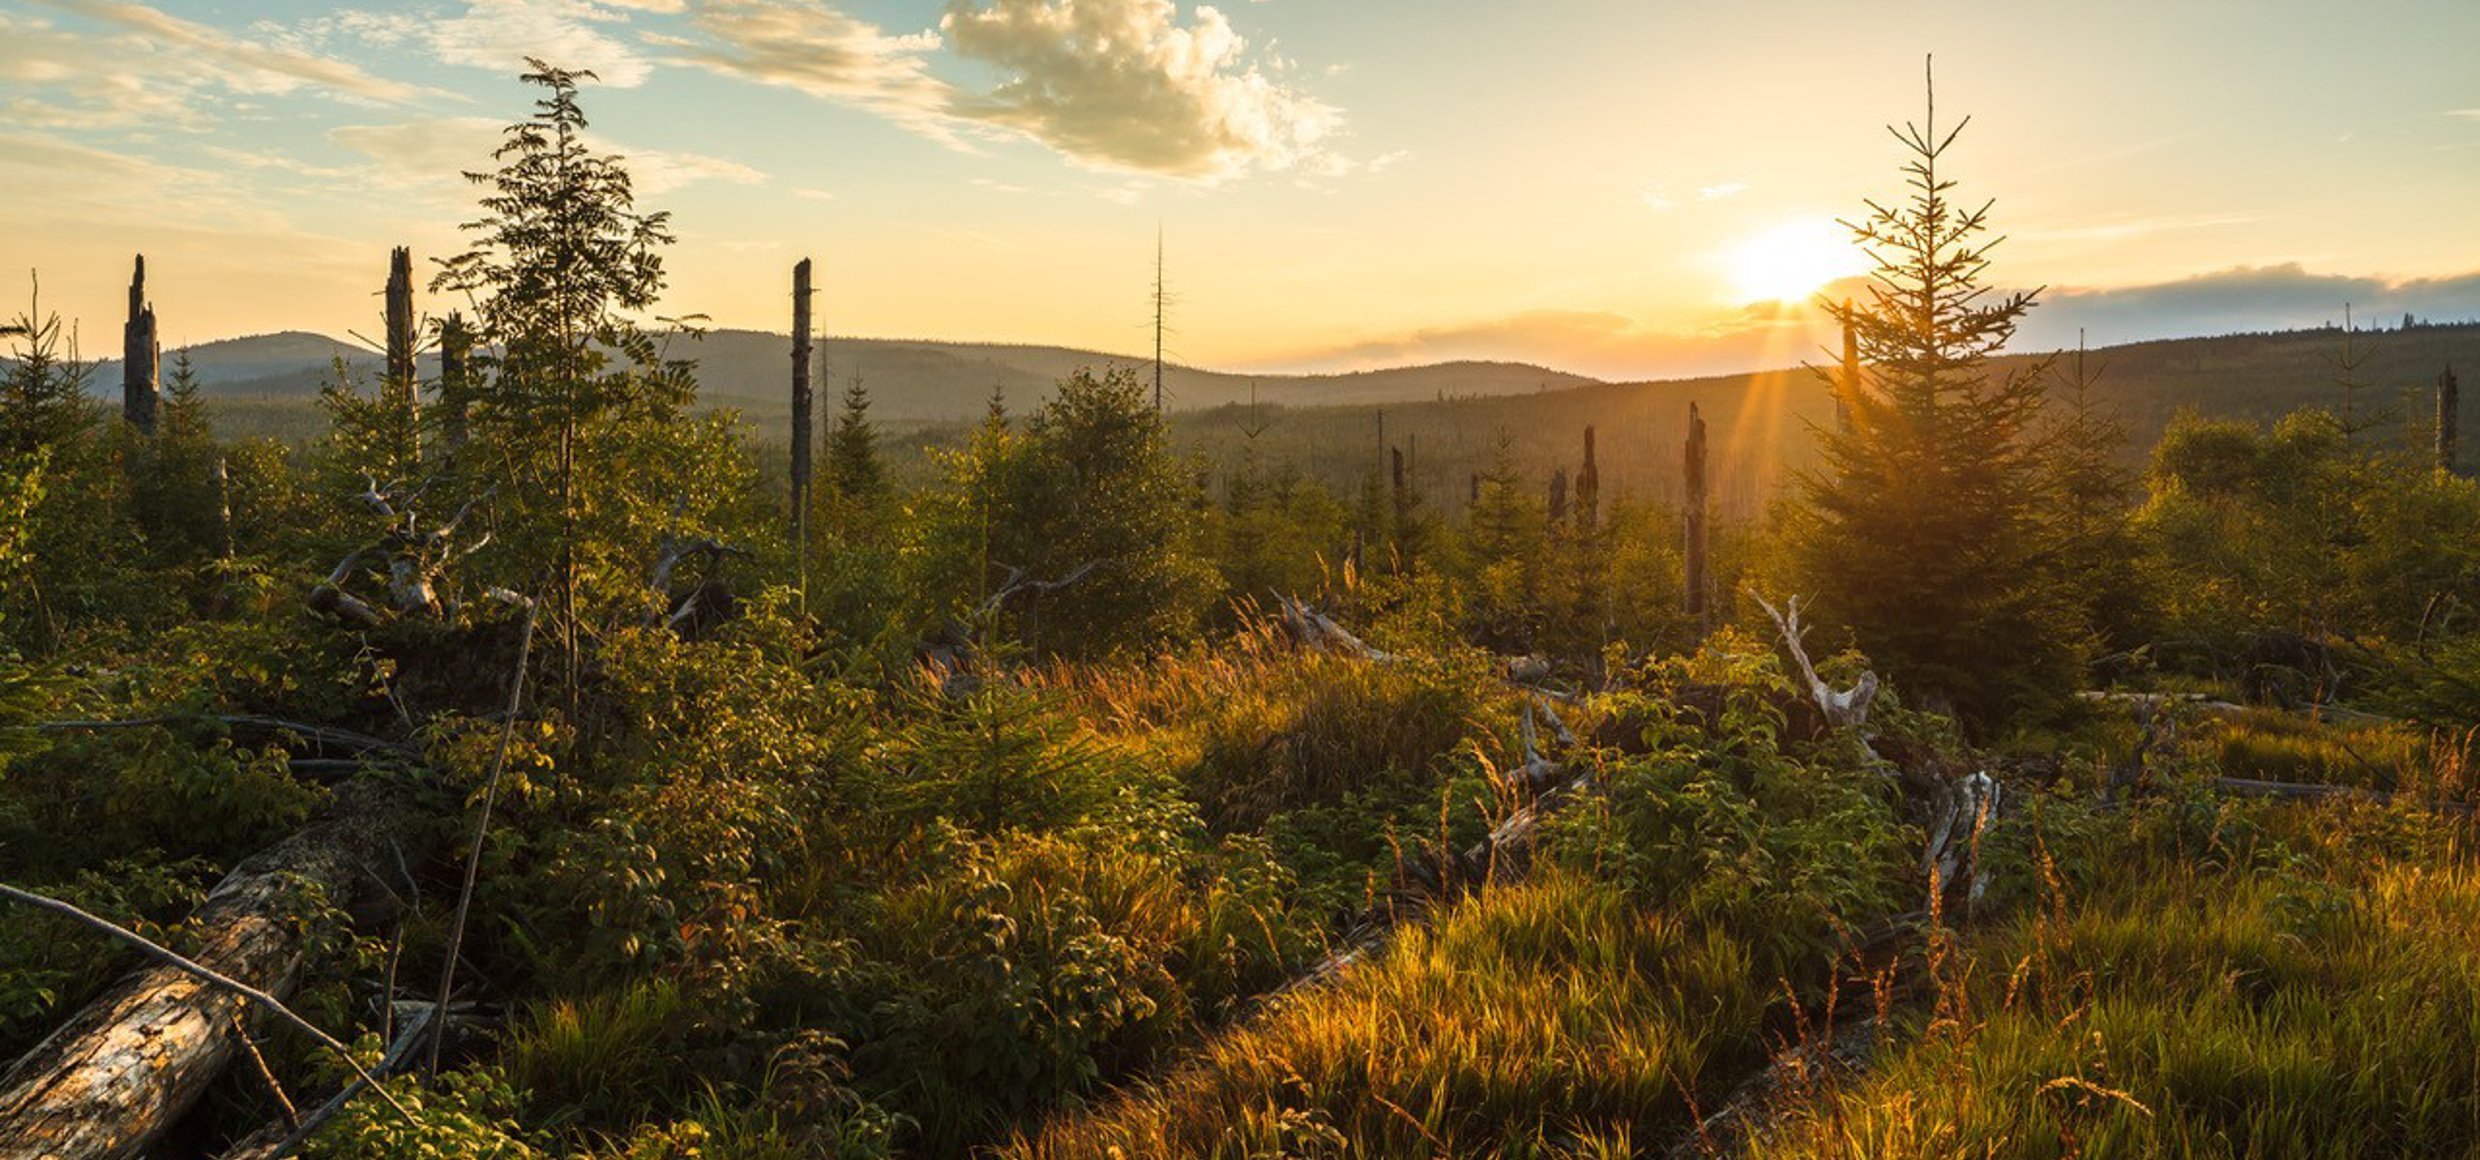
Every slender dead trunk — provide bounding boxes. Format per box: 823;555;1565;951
122;256;158;436
2440;365;2459;475
1576;425;1599;533
384;247;418;450
438;312;469;454
1684;401;1710;635
790;259;815;555
1837;304;1860;434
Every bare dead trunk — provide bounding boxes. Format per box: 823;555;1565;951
384;247;418;453
0;783;413;1160
790;259;815;552
122;256;158;436
2441;365;2460;475
1836;305;1859;434
1684;402;1710;635
438;313;470;453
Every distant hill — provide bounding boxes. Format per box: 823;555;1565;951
88;329;1599;421
1165;320;2480;524
77;321;2480;516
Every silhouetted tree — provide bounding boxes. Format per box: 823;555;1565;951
1792;68;2081;725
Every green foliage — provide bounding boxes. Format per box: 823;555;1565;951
909;366;1215;658
2138;403;2480;702
0;279;97;455
303;1067;544;1158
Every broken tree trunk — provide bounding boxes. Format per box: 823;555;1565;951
0;782;415;1160
790;259;815;552
1576;425;1599;533
122;256;158;436
1836;304;1859;434
438;312;470;453
1756;592;1998;914
2441;365;2460;476
1265;695;1587;1006
383;247;418;450
1684;402;1710;636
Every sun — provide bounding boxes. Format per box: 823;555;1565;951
1726;218;1864;305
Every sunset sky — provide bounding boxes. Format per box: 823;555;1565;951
5;0;2478;381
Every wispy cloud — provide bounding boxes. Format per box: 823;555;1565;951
35;0;434;103
330;116;765;197
655;1;953;136
1698;181;1749;201
3;2;436;131
423;0;657;88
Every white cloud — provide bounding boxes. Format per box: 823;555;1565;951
665;0;1349;180
1697;181;1748;201
940;0;1345;179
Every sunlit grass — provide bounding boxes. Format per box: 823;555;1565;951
1746;802;2480;1159
1012;870;1769;1159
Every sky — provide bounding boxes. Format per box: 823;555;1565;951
3;0;2478;382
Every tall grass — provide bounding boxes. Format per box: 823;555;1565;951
1745;801;2480;1159
1012;871;1770;1159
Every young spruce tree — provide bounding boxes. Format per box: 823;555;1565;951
1794;66;2082;726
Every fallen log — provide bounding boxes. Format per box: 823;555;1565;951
2211;776;2475;816
1265;697;1588;1006
0;781;415;1160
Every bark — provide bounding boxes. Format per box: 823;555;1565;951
383;247;418;443
790;259;815;550
0;782;415;1160
1684;402;1710;634
2441;365;2460;476
123;256;158;436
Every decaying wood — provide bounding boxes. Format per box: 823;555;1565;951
30;714;413;759
383;246;418;441
1266;694;1587;1006
1274;594;1393;662
0;782;417;1159
308;484;491;628
1755;592;1998;913
790;259;815;550
1754;594;1878;731
1684;402;1710;635
122;255;158;436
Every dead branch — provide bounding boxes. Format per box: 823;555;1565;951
1273;594;1394;662
1753;593;1877;730
427;597;535;1077
27;714;414;759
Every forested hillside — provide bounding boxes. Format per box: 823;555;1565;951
5;62;2480;1160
